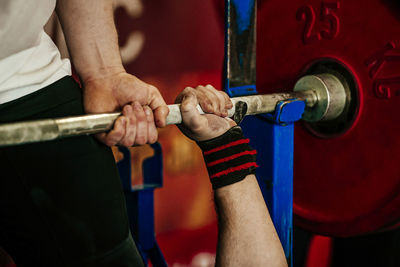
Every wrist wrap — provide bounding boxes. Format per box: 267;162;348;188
197;126;258;190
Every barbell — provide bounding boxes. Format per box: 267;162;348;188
0;74;344;147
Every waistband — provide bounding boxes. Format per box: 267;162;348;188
0;76;81;123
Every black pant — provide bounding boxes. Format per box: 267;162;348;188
0;77;144;267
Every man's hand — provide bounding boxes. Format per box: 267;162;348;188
176;85;288;267
83;71;169;147
56;0;168;147
175;85;235;141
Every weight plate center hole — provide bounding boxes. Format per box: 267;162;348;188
303;59;360;138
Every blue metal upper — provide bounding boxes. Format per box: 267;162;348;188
117;144;167;266
224;1;303;265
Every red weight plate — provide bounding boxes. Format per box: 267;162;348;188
257;0;400;236
213;0;400;236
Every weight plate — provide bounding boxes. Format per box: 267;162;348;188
258;0;400;236
216;0;400;236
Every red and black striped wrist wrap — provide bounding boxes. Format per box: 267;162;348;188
197;126;258;190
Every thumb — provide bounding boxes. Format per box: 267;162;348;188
180;92;208;131
148;88;169;127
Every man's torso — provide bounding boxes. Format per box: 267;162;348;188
0;0;71;104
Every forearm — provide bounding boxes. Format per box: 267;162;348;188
214;175;287;267
56;0;124;82
174;86;287;265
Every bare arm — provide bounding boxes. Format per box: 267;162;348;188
56;0;168;147
176;85;287;266
215;175;287;266
55;0;123;81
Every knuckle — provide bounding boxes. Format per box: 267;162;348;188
217;91;225;98
135;111;146;120
206;91;216;99
148;85;158;93
219;95;226;104
181;101;193;112
144;107;153;117
205;84;215;90
205;105;216;113
183;87;193;93
129;115;137;125
222;91;230;98
204;98;212;105
160;106;170;116
201;102;211;112
148;86;161;99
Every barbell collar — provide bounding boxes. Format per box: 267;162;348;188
294;74;347;122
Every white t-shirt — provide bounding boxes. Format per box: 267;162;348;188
0;0;71;104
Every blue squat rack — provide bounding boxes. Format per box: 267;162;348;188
117;1;304;266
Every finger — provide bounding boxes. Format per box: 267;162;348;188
206;84;227;117
144;106;158;144
175;87;193;104
221;90;233;109
196;89;213;114
103;116;127;146
180;92;208;131
217;91;232;117
120;104;137;146
226;117;237;128
133;101;148;145
197;85;220;115
177;87;213;114
175;87;197;104
147;86;169;127
154;105;169;128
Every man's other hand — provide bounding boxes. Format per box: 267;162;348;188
175;85;235;142
83;71;169;147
